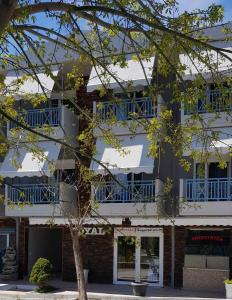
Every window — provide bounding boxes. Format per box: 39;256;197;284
185;230;230;256
208;162;228;178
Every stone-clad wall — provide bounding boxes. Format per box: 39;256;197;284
163;226;185;287
62;227;114;283
62;227;76;281
163;226;172;286
175;226;186;287
183;267;229;290
18;218;29;278
62;225;186;286
23;222;232;289
230;229;232;279
81;230;114;283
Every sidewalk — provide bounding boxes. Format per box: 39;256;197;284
0;280;226;299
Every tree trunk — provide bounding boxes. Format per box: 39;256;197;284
71;229;88;300
0;0;17;37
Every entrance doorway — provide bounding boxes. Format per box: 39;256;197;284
0;233;9;272
28;227;62;275
113;228;163;286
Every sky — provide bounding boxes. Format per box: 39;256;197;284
178;0;232;22
34;0;232;29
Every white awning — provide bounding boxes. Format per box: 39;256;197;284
184;127;232;156
29;216;232;226
4;70;59;98
87;57;155;92
90;134;154;174
29;217;123;226
0;141;61;177
180;48;232;80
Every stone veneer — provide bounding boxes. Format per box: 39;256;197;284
183;267;229;291
62;226;114;283
18;218;29;278
18;221;232;289
62;225;186;286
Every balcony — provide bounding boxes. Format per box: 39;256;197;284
9;107;61;129
6;184;59;204
184;90;232;115
94;179;160;217
97;97;156;122
5;182;78;217
7;105;78;142
95;180;155;203
180;178;232;215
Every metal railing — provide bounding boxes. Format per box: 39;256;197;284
184;90;232;115
9;107;61;129
97;97;156;121
184;178;232;201
6;184;59;204
95;180;155;203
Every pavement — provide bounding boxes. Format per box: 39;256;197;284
0;280;227;300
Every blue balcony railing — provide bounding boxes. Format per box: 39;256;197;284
6;184;59;204
184;178;232;201
184;90;232;115
97;97;156;121
95;180;155;203
9;107;61;129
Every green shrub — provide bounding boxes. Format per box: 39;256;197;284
225;279;232;284
29;258;53;289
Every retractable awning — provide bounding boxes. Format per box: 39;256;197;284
87;57;155;92
184;127;232;156
180;48;232;80
0;141;61;177
29;216;232;226
90;134;154;174
4;70;59;98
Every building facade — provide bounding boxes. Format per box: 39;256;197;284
0;26;232;291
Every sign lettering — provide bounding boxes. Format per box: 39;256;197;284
84;227;106;235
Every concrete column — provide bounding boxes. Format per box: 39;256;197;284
179;178;184;199
155;178;164;199
93;101;97;114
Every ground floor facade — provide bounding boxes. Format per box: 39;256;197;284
0;217;231;291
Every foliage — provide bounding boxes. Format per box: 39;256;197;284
225;279;232;284
29;258;53;289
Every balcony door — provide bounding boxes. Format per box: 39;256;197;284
208;162;228;178
114;228;163;286
208;162;228;200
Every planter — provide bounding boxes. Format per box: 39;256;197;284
84;269;89;284
131;282;148;297
225;283;232;299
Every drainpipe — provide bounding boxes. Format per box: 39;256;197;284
171;224;175;288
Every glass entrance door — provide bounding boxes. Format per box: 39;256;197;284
115;230;163;286
140;237;160;283
117;236;135;281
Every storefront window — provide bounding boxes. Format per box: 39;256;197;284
185;230;230;256
184;230;230;270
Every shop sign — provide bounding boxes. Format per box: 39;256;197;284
84;227;105;235
116;227;163;234
191;235;224;242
